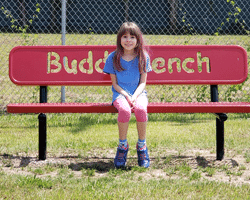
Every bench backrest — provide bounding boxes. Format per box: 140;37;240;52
9;45;248;86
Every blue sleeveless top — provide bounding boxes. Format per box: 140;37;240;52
103;51;152;103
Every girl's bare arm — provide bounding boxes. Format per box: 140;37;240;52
110;74;133;104
131;72;147;103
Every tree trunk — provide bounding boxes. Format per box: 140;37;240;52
19;0;26;27
169;0;178;34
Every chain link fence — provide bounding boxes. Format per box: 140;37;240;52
0;0;249;113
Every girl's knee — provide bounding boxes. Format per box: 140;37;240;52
118;108;131;122
134;106;148;122
134;96;148;122
113;99;132;123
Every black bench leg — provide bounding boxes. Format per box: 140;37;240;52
38;113;47;160
211;86;227;161
216;118;224;160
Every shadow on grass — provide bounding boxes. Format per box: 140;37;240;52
0;153;241;175
66;155;138;172
0;153;33;168
68;159;115;172
195;156;239;168
67;157;150;173
66;155;240;173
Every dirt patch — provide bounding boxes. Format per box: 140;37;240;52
0;149;250;185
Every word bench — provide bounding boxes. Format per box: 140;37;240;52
7;45;250;161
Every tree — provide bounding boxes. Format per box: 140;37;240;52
169;0;178;33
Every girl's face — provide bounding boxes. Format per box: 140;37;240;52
120;32;137;53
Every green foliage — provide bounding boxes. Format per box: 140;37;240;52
132;166;148;173
223;77;248;102
201;166;216;177
190;171;201;180
1;3;41;45
215;1;249;35
83;168;96;177
32;168;45;175
244;150;250;163
180;10;195;36
196;85;209;102
16;175;53;189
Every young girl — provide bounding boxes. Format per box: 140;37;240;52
103;22;152;168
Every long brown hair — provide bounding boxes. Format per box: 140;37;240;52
113;22;147;73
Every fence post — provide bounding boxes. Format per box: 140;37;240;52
61;0;67;103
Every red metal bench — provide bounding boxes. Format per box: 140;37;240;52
7;45;250;161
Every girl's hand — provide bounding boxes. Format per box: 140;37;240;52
125;95;135;108
131;95;137;107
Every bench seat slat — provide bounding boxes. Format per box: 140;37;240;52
7;102;250;114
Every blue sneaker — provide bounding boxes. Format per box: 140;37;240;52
114;144;129;168
137;144;150;168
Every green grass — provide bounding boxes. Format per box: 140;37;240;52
1;173;250;199
0;113;249;154
0;113;250;199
